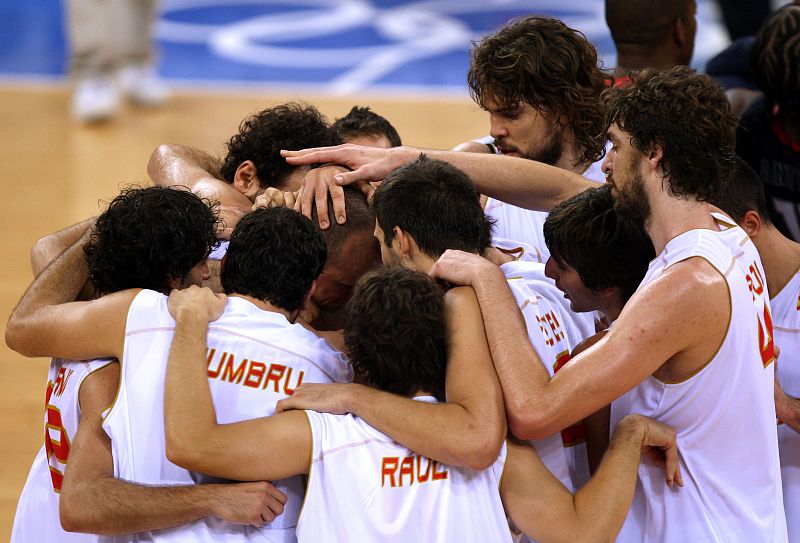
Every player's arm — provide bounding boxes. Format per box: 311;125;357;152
164;286;311;482
60;362;286;533
5;229;133;361
503;415;682;542
30;218;95;278
282;144;592;227
147;144;251;238
431;250;729;440
276;286;507;470
775;372;800;433
570;331;611;473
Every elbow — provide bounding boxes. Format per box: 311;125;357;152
165;429;202;471
5;319;36;357
59;488;92;533
147;144;174;183
507;405;557;441
464;431;504;471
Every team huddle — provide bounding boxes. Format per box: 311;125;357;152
6;2;800;542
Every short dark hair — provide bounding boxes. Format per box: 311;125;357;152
604;66;737;201
312;186;376;270
85;186;220;295
221;207;327;312
332;106;402;147
606;0;692;49
751;4;800;110
220;103;342;189
468;16;608;167
709;156;772;224
344;266;447;400
372;154;492;258
544;185;654;303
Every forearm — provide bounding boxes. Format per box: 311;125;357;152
777;393;800;433
164;313;218;465
148;144;223;186
571;416;644;539
584;407;612;474
30;217;95;277
61;478;225;535
347;385;504;470
413;148;590;211
470;270;556;439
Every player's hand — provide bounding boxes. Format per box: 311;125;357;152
291;164;373;229
252;188;298;211
275;383;361;415
619;414;683;488
168;285;227;323
211;481;288;527
429;249;499;287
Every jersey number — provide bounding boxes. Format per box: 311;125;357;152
44;382;71;493
746;261;776;368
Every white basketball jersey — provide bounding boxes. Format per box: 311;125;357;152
501;261;595;497
773;268;800;540
12;358;114;543
484;156;606;263
610;215;787;542
102;290;351;543
297;397;512;542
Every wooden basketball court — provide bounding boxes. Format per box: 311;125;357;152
0;84;488;538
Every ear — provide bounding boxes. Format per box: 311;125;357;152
232;160;262;200
672;17;687;48
739;210;763;239
394;227;416;260
646;145;664;172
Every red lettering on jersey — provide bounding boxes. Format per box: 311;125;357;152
416;456;432;483
282;367;304;395
431;461;449;481
222;356;247;384
398;456;415;486
263;364;286;392
243;362;266;388
44;404;71;493
207;349;230;378
52;367;73;398
381;457;399;487
759;303;776;368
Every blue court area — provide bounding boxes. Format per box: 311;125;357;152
0;0;729;94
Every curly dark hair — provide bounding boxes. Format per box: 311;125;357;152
220;102;342;190
468;16;608;167
751;4;800;110
709;156;772;225
84;186;220;295
221;207;326;312
344;266;447;400
372;155;493;259
332;106;402;147
604;66;737;201
544;185;654;303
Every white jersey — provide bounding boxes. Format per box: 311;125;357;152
610;215;787;542
102;290;351;543
12;358;114;543
773;268;800;540
501;260;595;496
484;157;606;263
297;397;512;542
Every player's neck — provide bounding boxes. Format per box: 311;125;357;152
614;46;676;77
554;141;589;175
229;293;299;323
645;188;717;254
753;226;800;298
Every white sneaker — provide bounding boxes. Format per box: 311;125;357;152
72;77;120;123
118;65;170;106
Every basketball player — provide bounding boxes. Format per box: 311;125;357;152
282;66;787;541
331;105;402;148
8;187;284;541
163;266;681;542
279;155;594;497
7;204;351;542
710;157;800;540
452;16;607;262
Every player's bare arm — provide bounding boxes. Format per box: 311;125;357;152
570;331;611;474
6;230;134;362
147;144;251;238
164;286;311;482
30;217;95;278
502;415;682;543
61;362;287;533
276;286;507;470
282;144;592;228
431;250;730;440
775;373;800;433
